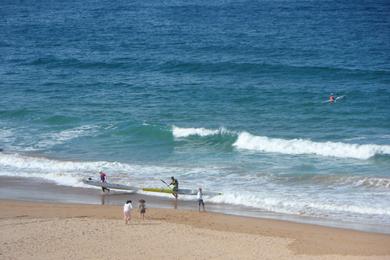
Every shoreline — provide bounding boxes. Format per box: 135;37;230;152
1;199;390;259
1;175;389;235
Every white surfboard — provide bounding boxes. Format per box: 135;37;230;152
82;178;138;192
322;95;345;103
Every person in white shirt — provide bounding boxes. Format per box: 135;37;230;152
197;188;205;212
123;200;133;224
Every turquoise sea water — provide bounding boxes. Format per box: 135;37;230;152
1;0;390;228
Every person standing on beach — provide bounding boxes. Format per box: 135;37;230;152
169;176;179;200
197;187;205;212
123;200;133;224
99;171;110;193
139;199;146;220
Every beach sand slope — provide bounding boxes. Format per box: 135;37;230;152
0;200;389;260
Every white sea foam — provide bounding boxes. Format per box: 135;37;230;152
171;126;390;159
309;175;390;189
1;152;390;225
172;125;230;138
0;153;195;187
233;131;390;159
351;177;390;188
210;191;390;218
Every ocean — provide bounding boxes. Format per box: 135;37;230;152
1;0;390;230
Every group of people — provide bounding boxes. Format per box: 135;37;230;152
123;199;146;224
99;172;206;222
159;176;205;212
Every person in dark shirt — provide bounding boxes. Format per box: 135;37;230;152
169;176;179;199
139;199;146;220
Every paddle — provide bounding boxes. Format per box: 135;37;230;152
160;179;170;188
160;179;177;198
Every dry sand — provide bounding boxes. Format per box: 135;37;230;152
0;200;389;260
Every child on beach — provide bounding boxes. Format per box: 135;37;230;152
139;199;146;220
197;187;205;212
123;200;133;224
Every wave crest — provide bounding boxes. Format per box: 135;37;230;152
172;126;231;138
233;132;390;160
171;126;390;160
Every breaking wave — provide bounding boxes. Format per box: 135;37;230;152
171;126;390;160
233;132;390;160
0;153;196;187
172;125;232;138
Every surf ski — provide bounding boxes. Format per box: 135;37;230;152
82;178;138;192
322;95;345;103
142;187;222;196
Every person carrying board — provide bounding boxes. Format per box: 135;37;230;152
99;171;110;193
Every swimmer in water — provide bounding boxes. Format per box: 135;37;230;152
329;93;335;103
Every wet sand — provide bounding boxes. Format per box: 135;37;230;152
1;176;388;234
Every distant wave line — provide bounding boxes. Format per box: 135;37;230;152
24;56;390;75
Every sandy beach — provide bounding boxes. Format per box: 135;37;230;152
2;0;390;259
1;199;389;260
